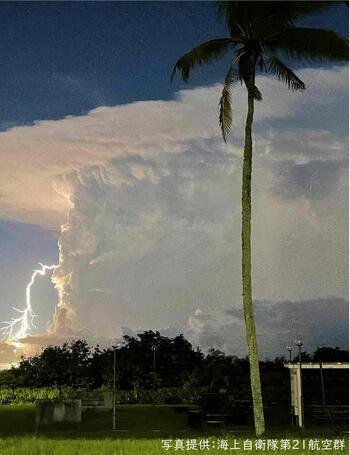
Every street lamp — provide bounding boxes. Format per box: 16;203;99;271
111;341;122;431
295;339;303;364
295;339;304;429
286;346;292;363
151;345;158;404
152;345;157;374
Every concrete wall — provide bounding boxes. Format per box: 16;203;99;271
35;399;82;424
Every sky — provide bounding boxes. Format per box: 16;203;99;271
0;1;348;366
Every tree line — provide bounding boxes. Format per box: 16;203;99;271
0;331;348;407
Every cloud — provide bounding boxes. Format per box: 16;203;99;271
0;85;224;228
0;341;18;367
272;159;346;200
48;146;347;339
2;295;347;368
0;66;347;228
0;66;348;366
186;297;349;358
49;149;238;335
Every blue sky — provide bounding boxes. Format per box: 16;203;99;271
0;1;347;128
0;2;348;365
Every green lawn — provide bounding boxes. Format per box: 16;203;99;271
0;404;190;438
0;405;347;454
0;435;348;455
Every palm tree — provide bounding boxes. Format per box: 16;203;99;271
171;1;348;436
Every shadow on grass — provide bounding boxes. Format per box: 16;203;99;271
0;404;345;440
0;404;195;440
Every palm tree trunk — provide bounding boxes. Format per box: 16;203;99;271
241;79;265;437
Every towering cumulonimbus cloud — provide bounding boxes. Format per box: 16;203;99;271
0;67;347;363
50;170;104;335
48;150;238;337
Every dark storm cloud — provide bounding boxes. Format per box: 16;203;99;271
271;160;347;200
120;297;348;358
227;297;349;357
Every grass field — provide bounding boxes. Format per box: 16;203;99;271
0;405;347;454
0;404;190;437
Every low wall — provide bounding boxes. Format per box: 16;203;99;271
35;399;82;424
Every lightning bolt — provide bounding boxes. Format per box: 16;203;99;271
1;263;57;340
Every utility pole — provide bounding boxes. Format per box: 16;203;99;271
113;345;116;430
295;339;304;430
151;345;157;405
111;341;120;431
286;345;293;425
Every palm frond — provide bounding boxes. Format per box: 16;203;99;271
267;28;349;62
217;2;280;38
171;38;234;82
219;65;239;142
275;2;342;21
216;1;339;37
268;56;305;91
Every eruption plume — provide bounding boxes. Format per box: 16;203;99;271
1;263;57;340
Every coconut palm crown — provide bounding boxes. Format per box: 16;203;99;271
172;1;348;437
172;1;348;140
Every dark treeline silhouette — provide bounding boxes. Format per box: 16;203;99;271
0;332;348;406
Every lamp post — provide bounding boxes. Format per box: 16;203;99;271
151;345;158;404
295;339;304;429
295;339;303;364
152;345;157;374
111;341;121;431
286;345;293;425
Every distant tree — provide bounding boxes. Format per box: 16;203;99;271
170;334;204;384
5;336;348;411
66;339;92;388
198;349;234;389
97;331;203;390
293;351;313;363
88;345;109;389
13;339;92;389
313;346;349;362
0;369;17;387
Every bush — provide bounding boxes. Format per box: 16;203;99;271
0;385;205;405
0;387;75;405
